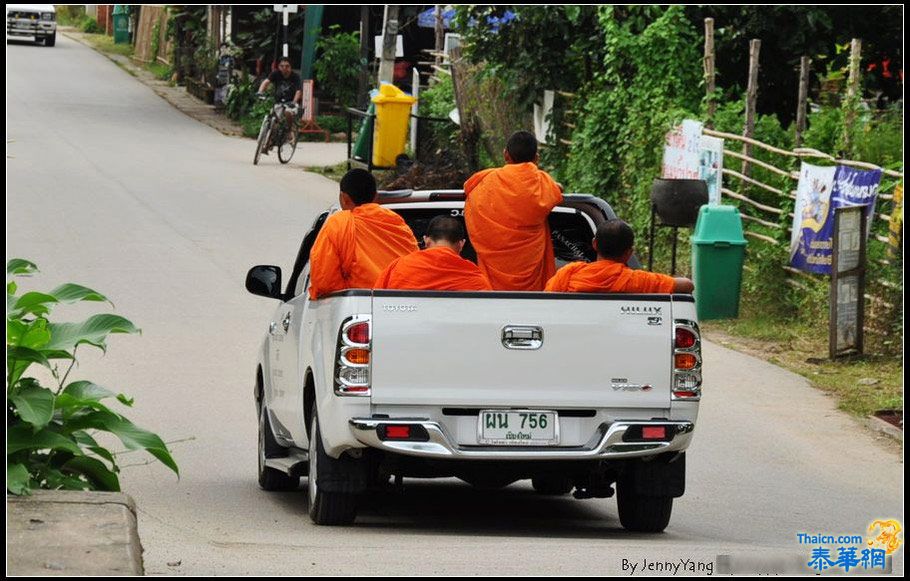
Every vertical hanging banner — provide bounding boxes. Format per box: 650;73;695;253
790;163;837;273
661;120;703;179
791;163;882;274
699;135;724;205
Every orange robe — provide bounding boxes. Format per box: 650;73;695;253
309;203;418;299
545;259;676;294
375;246;493;291
464;162;563;291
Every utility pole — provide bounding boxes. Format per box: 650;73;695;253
435;5;444;67
378;5;399;86
358;5;370;107
273;4;298;59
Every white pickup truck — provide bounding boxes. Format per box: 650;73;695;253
6;4;56;47
246;190;701;532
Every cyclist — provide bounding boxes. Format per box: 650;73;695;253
257;57;302;147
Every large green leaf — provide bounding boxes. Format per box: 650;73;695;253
64;410;178;476
8;318;51;350
12;292;59;317
7;425;82;455
6;347;52;389
62;381;117;402
7;259;38;276
71;431;117;465
45;314;140;353
9;383;55;430
62;456;120;491
48;283;110;305
7;463;31;495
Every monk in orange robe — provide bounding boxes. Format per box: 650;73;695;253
309;169;418;299
375;215;492;291
464;130;563;291
546;220;695;294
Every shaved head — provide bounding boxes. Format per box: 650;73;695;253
595;220;635;260
426;215;465;244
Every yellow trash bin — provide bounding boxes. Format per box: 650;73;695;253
371;84;417;167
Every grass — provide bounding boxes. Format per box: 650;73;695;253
310;162;351;182
702;313;903;419
79;32;134;59
146;61;173;82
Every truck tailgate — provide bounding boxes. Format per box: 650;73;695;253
370;292;673;409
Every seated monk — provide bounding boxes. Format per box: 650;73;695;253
309;169;419;299
375;215;492;291
464;130;563;291
545;220;695;294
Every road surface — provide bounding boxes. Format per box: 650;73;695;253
7;35;903;575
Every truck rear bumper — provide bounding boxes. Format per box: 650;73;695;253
349;418;694;460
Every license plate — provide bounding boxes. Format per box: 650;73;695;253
478;410;559;446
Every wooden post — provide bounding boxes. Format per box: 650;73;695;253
704;18;716;128
357;5;370;108
377;5;400;86
843;38;863;151
741;39;761;178
435;5;445;67
795;56;811;147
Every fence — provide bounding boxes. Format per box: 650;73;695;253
701;126;903;345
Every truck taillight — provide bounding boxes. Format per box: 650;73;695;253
675;327;697;349
346;322;370;345
673;320;702;400
335;315;371;397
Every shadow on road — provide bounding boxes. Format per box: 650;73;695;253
264;478;682;541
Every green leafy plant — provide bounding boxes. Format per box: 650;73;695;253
314;25;361;108
6;259;178;495
80;17;103;34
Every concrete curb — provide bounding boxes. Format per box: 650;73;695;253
7;490;144;576
865;415;903;443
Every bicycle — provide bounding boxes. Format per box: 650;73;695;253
253;98;300;166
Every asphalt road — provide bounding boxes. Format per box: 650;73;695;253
7;36;903;576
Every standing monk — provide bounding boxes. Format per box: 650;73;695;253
375;215;492;291
545;220;694;294
309;169;419;299
464;131;563;291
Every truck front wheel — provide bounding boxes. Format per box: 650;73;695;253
44;33;56;47
616;476;673;533
257;402;299;491
307;404;359;525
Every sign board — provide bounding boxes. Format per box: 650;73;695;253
661;120;703;180
273;5;298;13
374;35;404;58
301;79;314;123
829;206;866;358
699;135;724;205
790;164;881;274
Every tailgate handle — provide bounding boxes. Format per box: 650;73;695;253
502;326;543;350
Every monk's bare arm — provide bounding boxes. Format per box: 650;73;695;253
673;277;695;294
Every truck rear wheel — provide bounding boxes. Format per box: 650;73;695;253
616;476;673;533
531;475;574;495
258;403;299;491
307;404;358;525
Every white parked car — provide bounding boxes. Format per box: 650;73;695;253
246;191;701;532
6;4;56;46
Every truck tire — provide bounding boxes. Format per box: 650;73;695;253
616;476;673;533
258;403;299;491
531;475;574;495
307;404;358;525
44;33;56;47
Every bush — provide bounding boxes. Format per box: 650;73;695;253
6;259;178;494
314;25;361;108
80;17;103;34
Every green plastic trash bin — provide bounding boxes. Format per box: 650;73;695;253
113;6;130;44
352;102;375;163
691;205;747;320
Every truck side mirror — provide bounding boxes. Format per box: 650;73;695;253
246;265;283;300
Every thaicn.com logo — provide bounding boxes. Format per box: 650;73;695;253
797;519;903;573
